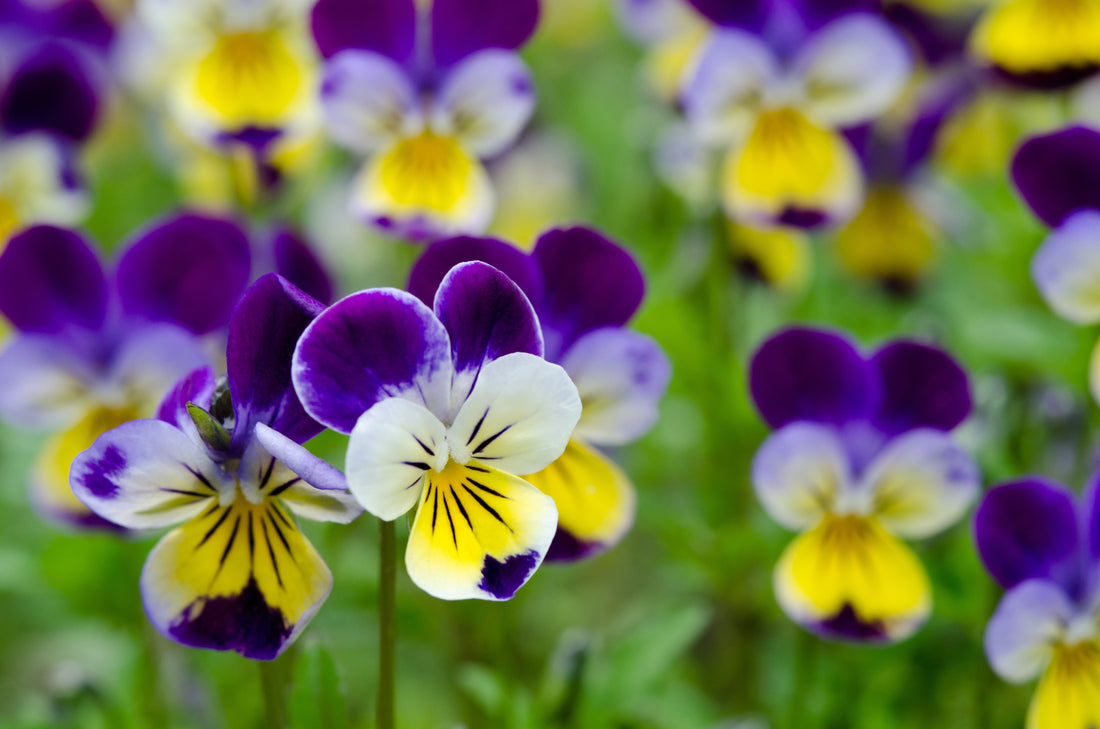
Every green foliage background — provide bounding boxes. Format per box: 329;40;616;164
1;4;1094;728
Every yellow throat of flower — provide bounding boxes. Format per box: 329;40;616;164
1028;641;1100;729
377;131;477;213
194;31;304;124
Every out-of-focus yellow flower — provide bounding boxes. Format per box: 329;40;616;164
728;223;810;293
835;186;938;290
972;0;1100;79
489;133;582;250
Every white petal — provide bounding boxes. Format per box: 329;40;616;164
985;580;1074;684
345;398;449;521
1032;210;1100;325
682;29;778;145
320;50;421;155
447;352;582;476
0;336;95;429
751;422;849;531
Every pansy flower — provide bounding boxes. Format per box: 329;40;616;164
749;326;979;642
681;0;912;229
292;261;582;599
0;133;87;245
72;274;360;660
407;227;671;561
1010;125;1100;404
975;478;1100;728
313;0;539;239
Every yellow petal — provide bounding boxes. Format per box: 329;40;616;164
835;186;937;288
774;515;931;642
972;0;1100;75
523;439;635;561
192;31;306;126
728;223;811;292
1028;642;1100;729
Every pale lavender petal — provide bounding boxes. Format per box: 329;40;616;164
431;0;539;68
985;580;1073;683
432;50;535;157
1030;211;1100;325
0;334;94;428
319;50;419;155
254;423;348;494
110;324;212;412
682;29;778;145
407;235;542;308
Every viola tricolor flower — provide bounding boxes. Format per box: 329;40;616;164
72;274;360;660
1011;125;1100;403
313;0;539;239
0;216;250;529
292;261;582;599
0;133;87;244
975;478;1100;728
407;227;671;561
749;326;979;642
680;0;912;229
971;0;1100;87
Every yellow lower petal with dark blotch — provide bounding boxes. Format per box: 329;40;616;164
406;459;557;601
141;495;332;660
1028;641;1100;729
724;108;862;228
972;0;1100;75
0;196;18;244
192;30;306;126
728;223;810;292
32;406;140;530
774;515;931;643
835;186;937;290
523;439;635;561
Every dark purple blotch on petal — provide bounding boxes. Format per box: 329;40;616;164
816;604;889;643
431;0;540;68
749;327;876;429
479;550;539;599
407;235;542;308
0;42;100;142
81;444;126;498
0;225;108;334
166;578;292;661
870;340;971;436
1011;126;1100;228
272;227;335;305
544;528;602;562
311;0;417;61
777;207;828;229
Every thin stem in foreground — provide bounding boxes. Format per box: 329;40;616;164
378;518;397;729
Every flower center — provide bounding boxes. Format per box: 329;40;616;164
377;131;476;212
195;31;303;123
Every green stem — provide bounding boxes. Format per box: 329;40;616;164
258;658;288;729
787;629;818;729
378;518;397;729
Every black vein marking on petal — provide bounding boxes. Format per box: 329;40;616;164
442;491;458;549
466;408;490;446
462;484;511;531
467;478;508;500
403;461;431;471
451;487;474;532
269;501;294;530
404;474;425;490
267;505;297;564
474;424;513;455
431;483;439;533
261;516;284;588
197;507;232;549
466;464;490;473
259;457;277;491
248;511;255;561
160;488;208;498
214;514;242;576
412;434;435;457
268;478;301;497
183;464;217;492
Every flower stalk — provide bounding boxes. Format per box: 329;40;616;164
378;517;397;729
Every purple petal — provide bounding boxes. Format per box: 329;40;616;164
0;42;101;142
0;225;107;333
292;288;452;434
532;227;645;360
271;226;335;305
433;261;542;401
984;580;1073;683
156;366;216;438
900;72;974;176
311;0;416;62
407;235;542;307
39;0;115;50
795;0;881;30
883;2;975;67
869;340;971;436
116;212;252;335
683;0;769;30
749;326;875;429
1012;126;1100;228
254;423;348;492
974;479;1083;594
431;0;540;68
228;274;325;447
110;324;212;409
0;333;95;428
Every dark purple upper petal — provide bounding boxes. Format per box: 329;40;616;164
974;479;1083;593
407;235;542;307
116;213;252;335
271;226;335;305
869;340;971;436
532;227;645;361
683;0;770;30
795;0;880;30
228;274;325;447
0;42;100;142
434;261;542;381
884;2;976;67
431;0;540;68
0;225;107;334
311;0;417;62
1011;126;1100;228
900;72;974;177
749;326;875;429
156;366;216;434
38;0;114;50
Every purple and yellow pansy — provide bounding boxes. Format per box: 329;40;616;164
680;0;913;229
976;478;1100;729
406;227;671;561
72;274;360;660
313;0;539;239
749;326;979;642
292;259;582;600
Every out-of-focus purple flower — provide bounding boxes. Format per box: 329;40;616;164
679;0;913;229
313;0;540;240
72;274;360;660
292;260;581;600
748;326;979;643
975;478;1100;728
407;227;671;562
